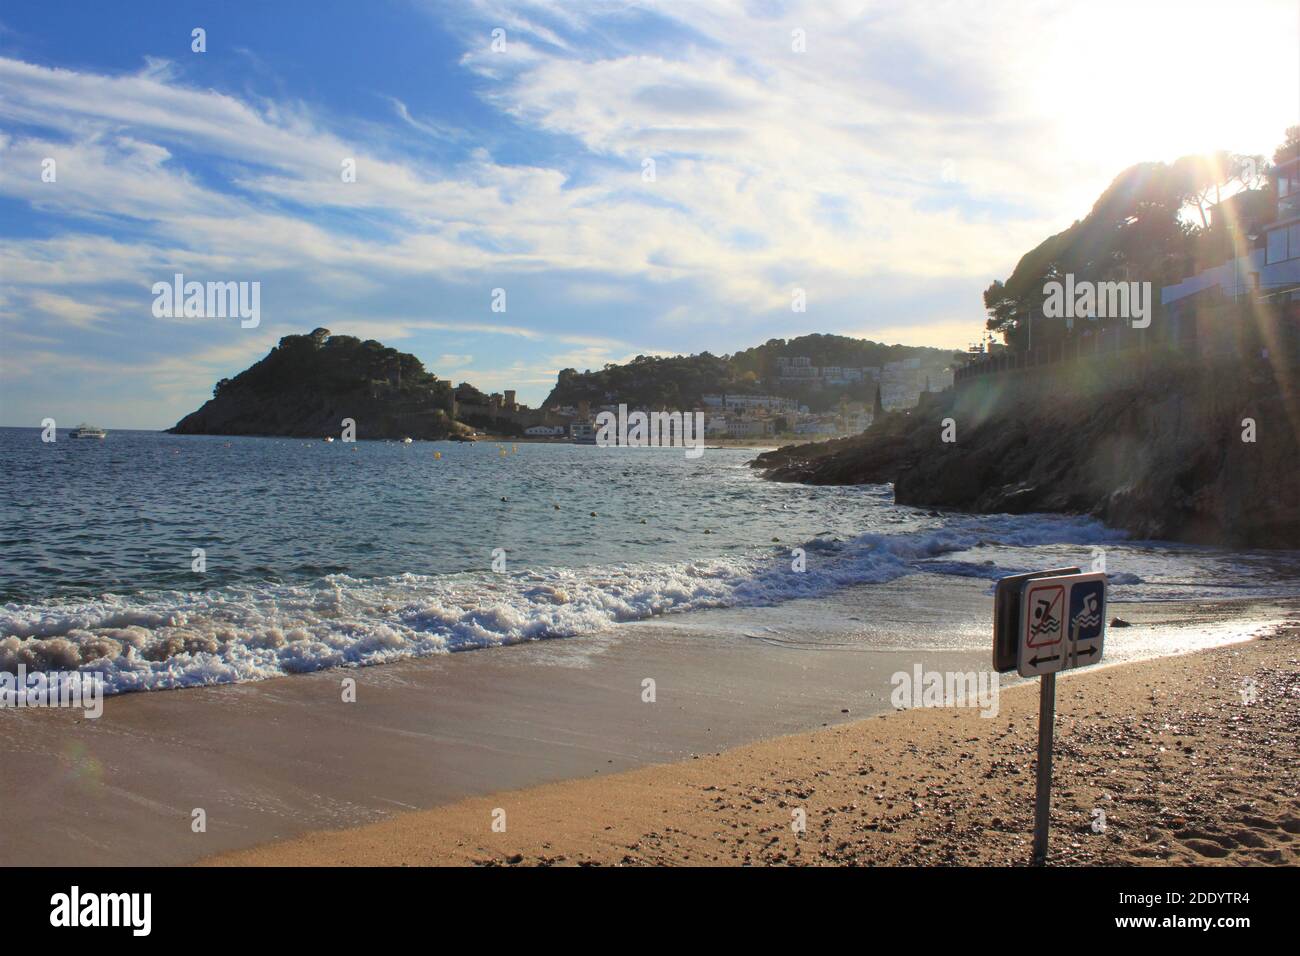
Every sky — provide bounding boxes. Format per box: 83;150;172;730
0;0;1296;428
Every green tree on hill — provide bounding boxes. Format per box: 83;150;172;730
984;131;1291;351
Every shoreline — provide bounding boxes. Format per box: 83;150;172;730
1;581;1293;866
208;626;1299;867
115;425;784;450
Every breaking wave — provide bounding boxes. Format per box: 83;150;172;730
1;514;1126;694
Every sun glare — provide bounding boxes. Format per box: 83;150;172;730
1035;1;1297;179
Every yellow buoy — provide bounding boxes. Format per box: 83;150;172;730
434;451;441;459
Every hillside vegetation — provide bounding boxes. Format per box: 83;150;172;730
544;334;959;412
169;328;470;440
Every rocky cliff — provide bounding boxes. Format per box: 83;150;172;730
169;328;473;440
754;354;1300;548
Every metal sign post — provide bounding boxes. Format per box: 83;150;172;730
994;568;1107;865
1032;672;1055;864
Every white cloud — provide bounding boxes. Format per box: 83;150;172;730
1;0;1295;426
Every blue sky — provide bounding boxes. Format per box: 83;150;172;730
1;0;1295;427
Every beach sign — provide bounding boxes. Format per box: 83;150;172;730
991;567;1080;673
1016;571;1106;678
995;566;1108;863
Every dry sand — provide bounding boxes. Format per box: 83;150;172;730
209;625;1299;867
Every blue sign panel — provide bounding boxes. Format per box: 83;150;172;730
1016;570;1107;677
1068;579;1105;643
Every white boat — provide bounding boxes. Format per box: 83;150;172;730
69;423;107;439
325;436;335;443
402;437;413;444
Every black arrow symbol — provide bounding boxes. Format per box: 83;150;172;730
1070;645;1099;658
1028;654;1060;667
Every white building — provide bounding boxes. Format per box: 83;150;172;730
881;383;920;410
777;357;878;387
701;393;798;412
776;356;820;381
525;425;566;437
726;419;774;438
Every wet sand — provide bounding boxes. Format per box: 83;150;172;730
0;577;1293;866
214;626;1300;867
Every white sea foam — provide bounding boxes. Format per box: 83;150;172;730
0;513;1136;694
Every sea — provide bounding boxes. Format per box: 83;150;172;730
3;426;1298;695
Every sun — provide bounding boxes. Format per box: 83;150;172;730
1032;0;1296;173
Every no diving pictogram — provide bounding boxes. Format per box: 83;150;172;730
1026;584;1064;647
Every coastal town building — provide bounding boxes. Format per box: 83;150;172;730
958;157;1300;390
725;418;774;438
774;355;820;380
453;382;566;435
772;355;947;405
1160;155;1300;341
775;355;879;387
701;393;801;412
824;367;864;384
541;354;954;444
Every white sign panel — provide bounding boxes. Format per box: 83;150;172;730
1017;571;1107;678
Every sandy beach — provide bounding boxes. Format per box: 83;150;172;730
2;576;1294;867
210;624;1299;867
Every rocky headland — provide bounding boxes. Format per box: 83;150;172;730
753;354;1300;548
169;328;473;441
